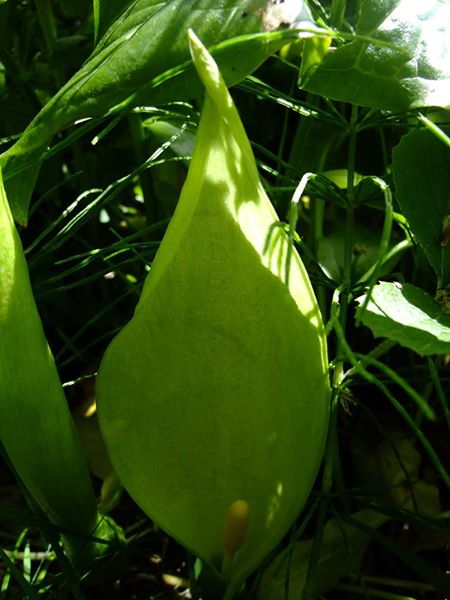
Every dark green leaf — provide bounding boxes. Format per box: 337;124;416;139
356;282;450;355
342;513;450;596
392;128;450;284
93;0;166;46
258;509;388;599
300;0;450;111
1;0;313;224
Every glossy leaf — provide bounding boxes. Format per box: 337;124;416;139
2;0;313;225
97;30;329;598
300;0;450;111
93;0;147;43
0;168;120;563
356;282;450;356
392;128;450;285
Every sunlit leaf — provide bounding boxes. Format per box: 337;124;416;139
356;282;450;355
300;0;450;111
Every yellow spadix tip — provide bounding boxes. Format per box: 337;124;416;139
221;499;250;576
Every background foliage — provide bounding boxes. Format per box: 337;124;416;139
0;0;449;598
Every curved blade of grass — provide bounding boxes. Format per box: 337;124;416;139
0;545;41;600
335;321;450;491
352;353;435;421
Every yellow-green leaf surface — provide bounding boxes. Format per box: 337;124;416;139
0;169;117;561
97;31;329;595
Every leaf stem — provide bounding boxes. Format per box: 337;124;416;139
334;321;450;490
340;104;359;331
428;357;450;431
34;0;57;54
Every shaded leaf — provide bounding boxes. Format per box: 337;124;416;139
392;128;450;284
300;0;450;111
356;282;450;355
318;219;396;283
73;399;114;481
258;509;388;599
342;513;450;596
93;0;150;42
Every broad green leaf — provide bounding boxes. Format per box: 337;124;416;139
93;0;148;43
93;0;167;49
392;128;450;285
356;282;450;356
0;168;121;563
2;0;313;225
258;509;388;599
300;0;450;111
97;31;329;599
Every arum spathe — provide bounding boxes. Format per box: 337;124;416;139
0;168;121;565
97;30;329;597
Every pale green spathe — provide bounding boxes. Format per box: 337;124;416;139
97;30;329;596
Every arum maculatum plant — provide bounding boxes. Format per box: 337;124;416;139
97;30;330;599
0;170;123;569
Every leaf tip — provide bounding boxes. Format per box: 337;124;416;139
187;27;223;100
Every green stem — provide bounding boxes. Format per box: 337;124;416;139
34;0;56;54
275;71;297;202
330;0;347;28
309;108;360;564
352;353;435;420
418;113;450;150
428;357;450;431
128;114;160;224
439;243;450;289
336;583;416;600
340;104;359;333
334;321;450;490
350;573;438;593
302;388;340;600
